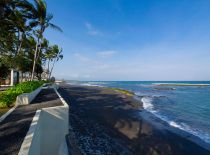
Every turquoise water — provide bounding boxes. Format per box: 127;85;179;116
68;81;210;143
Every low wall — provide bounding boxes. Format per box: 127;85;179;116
29;106;68;155
18;86;69;155
16;87;42;106
0;86;43;123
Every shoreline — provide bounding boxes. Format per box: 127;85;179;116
62;83;210;154
113;85;210;151
153;83;210;86
111;84;210;151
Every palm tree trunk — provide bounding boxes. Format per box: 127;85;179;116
15;31;21;57
17;32;25;56
47;59;50;79
17;39;23;55
36;43;42;62
31;37;40;80
49;58;56;79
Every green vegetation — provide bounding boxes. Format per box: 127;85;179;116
0;81;46;108
108;88;135;96
0;0;63;81
0;64;10;84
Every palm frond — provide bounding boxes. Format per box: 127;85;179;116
29;21;39;28
49;23;63;32
34;0;47;20
46;13;53;21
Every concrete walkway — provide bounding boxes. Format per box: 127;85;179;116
0;88;62;155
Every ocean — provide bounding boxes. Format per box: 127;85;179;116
67;81;210;144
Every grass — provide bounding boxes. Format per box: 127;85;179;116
0;80;47;108
108;88;135;96
0;91;11;116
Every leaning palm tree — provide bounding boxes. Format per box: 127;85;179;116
48;45;63;79
11;10;31;56
0;0;37;61
30;0;62;80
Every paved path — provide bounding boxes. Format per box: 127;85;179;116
59;84;210;155
0;88;62;155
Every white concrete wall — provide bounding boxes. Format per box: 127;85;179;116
29;106;68;155
18;86;69;155
18;110;41;155
16;87;42;106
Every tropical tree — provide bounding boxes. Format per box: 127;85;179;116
30;0;62;80
44;45;63;79
0;0;34;56
0;0;63;82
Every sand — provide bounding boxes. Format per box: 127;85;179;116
59;84;210;155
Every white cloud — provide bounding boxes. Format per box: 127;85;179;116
73;53;90;62
97;50;117;58
85;22;102;36
73;52;114;71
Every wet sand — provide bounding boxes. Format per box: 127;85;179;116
59;84;210;155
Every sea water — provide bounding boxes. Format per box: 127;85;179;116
68;81;210;144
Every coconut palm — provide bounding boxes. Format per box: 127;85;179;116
0;0;35;56
0;0;63;81
30;0;62;80
48;45;63;79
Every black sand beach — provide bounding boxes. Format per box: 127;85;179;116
59;84;210;155
0;88;62;155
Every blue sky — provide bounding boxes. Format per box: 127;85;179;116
45;0;210;81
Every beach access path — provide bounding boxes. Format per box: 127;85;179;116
0;88;62;155
59;84;210;155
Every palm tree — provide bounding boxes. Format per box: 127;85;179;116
30;0;62;80
48;45;63;79
0;0;63;81
0;0;34;55
11;10;30;56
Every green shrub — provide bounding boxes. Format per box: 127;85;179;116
0;80;47;108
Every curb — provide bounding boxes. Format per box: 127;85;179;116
0;106;17;123
18;110;41;155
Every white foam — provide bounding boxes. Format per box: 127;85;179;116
141;97;210;144
80;83;104;87
67;82;104;87
169;121;182;128
141;97;154;111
